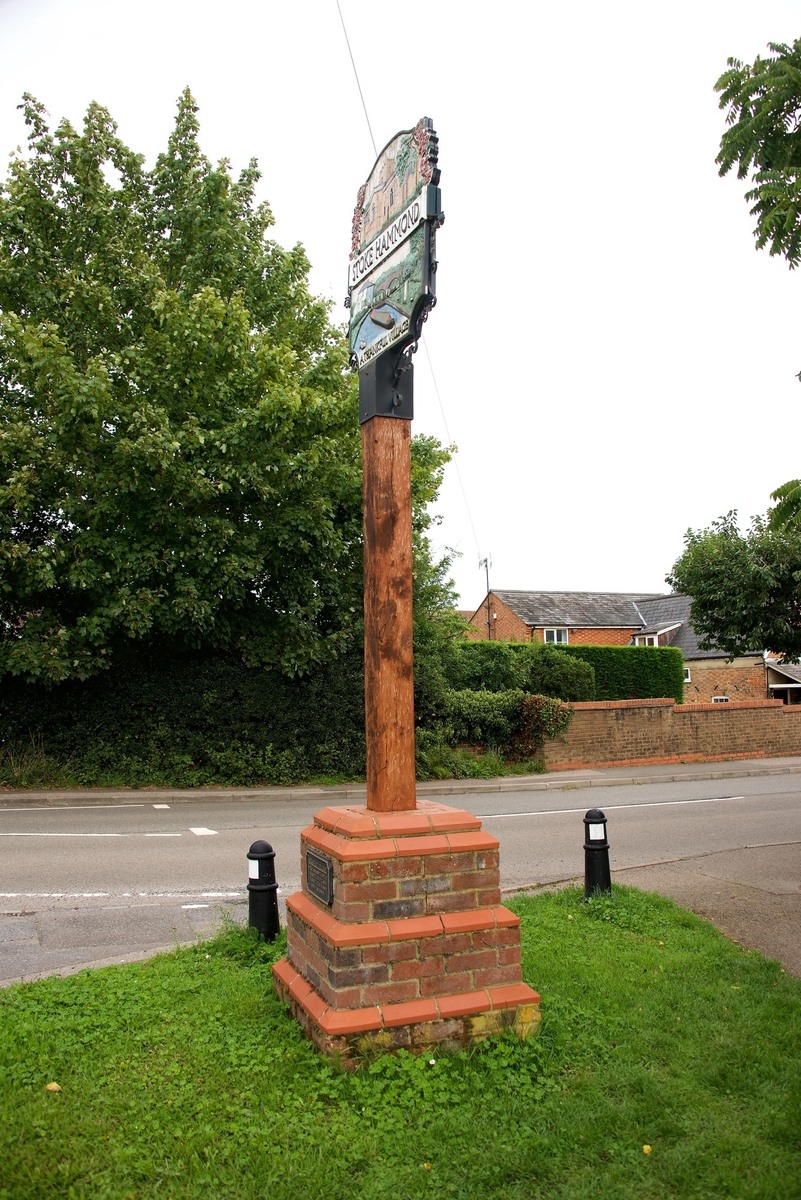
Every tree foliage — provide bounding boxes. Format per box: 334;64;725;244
0;91;366;682
667;511;801;661
769;477;801;529
716;38;801;266
408;433;465;720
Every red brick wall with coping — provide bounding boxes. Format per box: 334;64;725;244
542;697;801;770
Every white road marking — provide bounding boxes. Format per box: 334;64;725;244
0;831;191;839
1;890;245;899
153;804;170;809
189;827;218;836
0;892;110;898
479;796;746;819
182;903;210;909
0;804;145;812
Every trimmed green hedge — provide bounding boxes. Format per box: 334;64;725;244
0;651;368;788
554;645;684;704
0;641;675;790
0;649;575;789
441;641;683;704
442;642;595;702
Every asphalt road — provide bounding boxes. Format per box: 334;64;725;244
1;772;799;982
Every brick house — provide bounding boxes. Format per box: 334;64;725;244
463;590;768;704
635;594;767;703
464;590;663;646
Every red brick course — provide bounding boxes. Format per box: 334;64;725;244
285;895;522;1009
273;958;540;1067
275;802;538;1062
301;836;502;923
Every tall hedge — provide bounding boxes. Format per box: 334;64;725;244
442;642;595;702
555;645;684;704
0;651;367;788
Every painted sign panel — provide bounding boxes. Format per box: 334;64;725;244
347;118;441;369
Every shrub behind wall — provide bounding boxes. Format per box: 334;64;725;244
554;645;684;705
442;642;595;702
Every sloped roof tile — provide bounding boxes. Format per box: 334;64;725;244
492;590;662;629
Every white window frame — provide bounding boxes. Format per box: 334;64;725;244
634;635;658;646
683;667;691;683
712;695;729;703
543;628;569;644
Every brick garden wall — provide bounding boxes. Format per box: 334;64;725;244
543;697;801;770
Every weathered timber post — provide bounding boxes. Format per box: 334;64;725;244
362;412;416;811
271;119;541;1065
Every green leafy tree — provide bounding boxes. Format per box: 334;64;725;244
697;42;801;637
716;38;801;266
408;434;464;723
769;477;801;529
667;511;801;661
0;90;364;682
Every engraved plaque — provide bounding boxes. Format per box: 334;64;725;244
306;848;334;906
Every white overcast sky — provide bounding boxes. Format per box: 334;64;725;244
1;0;799;609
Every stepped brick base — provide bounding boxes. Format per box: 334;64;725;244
273;800;540;1066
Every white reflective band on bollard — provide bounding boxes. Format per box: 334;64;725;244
589;824;606;840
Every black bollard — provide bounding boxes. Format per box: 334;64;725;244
583;808;612;899
247;840;280;941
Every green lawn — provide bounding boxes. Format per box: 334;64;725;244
1;887;799;1199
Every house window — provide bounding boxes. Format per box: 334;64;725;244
389;187;394;206
712;696;729;703
683;668;691;683
635;636;657;646
544;628;568;644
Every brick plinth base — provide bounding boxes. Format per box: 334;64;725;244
273;800;540;1066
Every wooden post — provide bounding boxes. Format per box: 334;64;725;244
362;415;416;812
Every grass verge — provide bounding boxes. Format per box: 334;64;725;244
1;887;799;1199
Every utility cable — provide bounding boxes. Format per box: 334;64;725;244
421;335;483;559
334;0;377;157
334;0;485;568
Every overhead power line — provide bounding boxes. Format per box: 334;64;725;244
421;336;483;560
334;0;377;157
333;0;485;571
